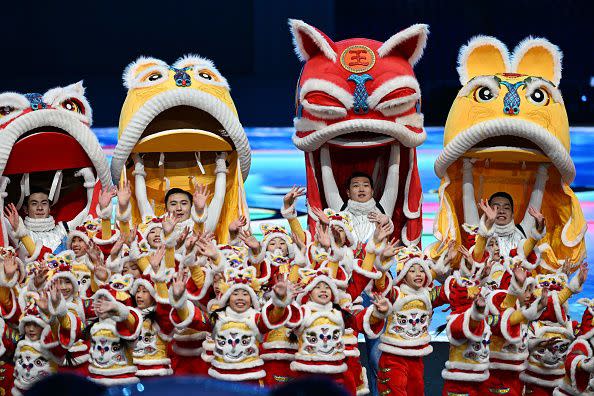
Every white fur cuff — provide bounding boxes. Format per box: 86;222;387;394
116;204;131;222
96;203;113;220
478;215;495;238
281;204;297;220
568;272;583;294
469;303;486;322
113;301;131;322
168;287;187;309
48;297;68;318
248;246;266;264
271;290;293;308
13;218;28;239
191;205;208;224
530;226;546;241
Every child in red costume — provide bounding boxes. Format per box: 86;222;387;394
553;297;594;395
290;268;390;396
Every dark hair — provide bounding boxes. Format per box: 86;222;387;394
346;171;374;190
488;191;514;210
25;187;51;206
165;188;193;205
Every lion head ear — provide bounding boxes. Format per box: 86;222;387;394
122;56;168;89
511;37;562;86
288;19;337;62
457;36;511;85
377;24;429;66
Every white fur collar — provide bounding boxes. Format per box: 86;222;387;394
306;301;334;312
224;306;256;320
399;283;427;296
24;216;57;232
346;199;377;216
492;221;517;237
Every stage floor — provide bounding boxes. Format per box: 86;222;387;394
95;126;594;333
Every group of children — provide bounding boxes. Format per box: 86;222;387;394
0;168;592;396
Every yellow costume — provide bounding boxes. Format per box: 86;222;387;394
110;55;250;242
431;36;586;271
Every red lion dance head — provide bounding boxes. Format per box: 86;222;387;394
289;20;428;245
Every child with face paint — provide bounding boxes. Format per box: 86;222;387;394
87;276;142;386
129;246;175;378
11;277;79;396
289;268;390;396
555;298;594;395
168;263;293;385
520;262;587;395
482;262;552;396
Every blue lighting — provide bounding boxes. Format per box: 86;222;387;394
582;95;588;102
136;383;145;392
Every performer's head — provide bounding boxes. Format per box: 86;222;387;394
403;264;427;290
487;238;501;261
165;188;192;222
229;288;252;314
24;322;43;341
146;227;162;249
70;236;88;258
488;192;514;226
346;172;374;203
309;280;333;305
134;284;155;310
122;260;141;279
24;188;51;219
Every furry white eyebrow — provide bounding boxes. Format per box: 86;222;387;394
525;77;564;104
458;76;501;98
299;79;353;109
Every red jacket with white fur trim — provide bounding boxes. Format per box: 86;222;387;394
555;338;594;395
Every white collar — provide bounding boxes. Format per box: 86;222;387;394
24;216;57;232
492;221;517;237
225;306;256;319
306;301;334;312
346;198;377;216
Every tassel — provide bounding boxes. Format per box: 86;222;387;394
195;152;205;175
164;177;171;191
16;173;30;209
48;170;63;205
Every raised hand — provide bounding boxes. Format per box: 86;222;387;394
478;198;497;229
99;186;117;210
445;240;458;264
33;266;49;289
537;288;549;311
311;207;330;227
110;235;126;259
3;253;18;280
192;182;211;214
93;299;116;316
176;226;191;250
171;269;189;302
94;258;109;283
229;216;247;235
292;232;306;255
473;293;486;314
87;241;103;266
374;221;394;243
372;292;391;315
196;236;218;260
578;262;589;286
162;211;180;235
126;226;138;246
4;203;21;231
512;262;527;286
527;206;546;233
149;245;166;273
185;234;198;252
458;245;472;262
37;290;49;314
315;223;331;249
49;280;61;309
272;274;289;301
368;212;390;226
380;238;402;262
283;186;306;209
117;180;132;211
238;228;260;252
